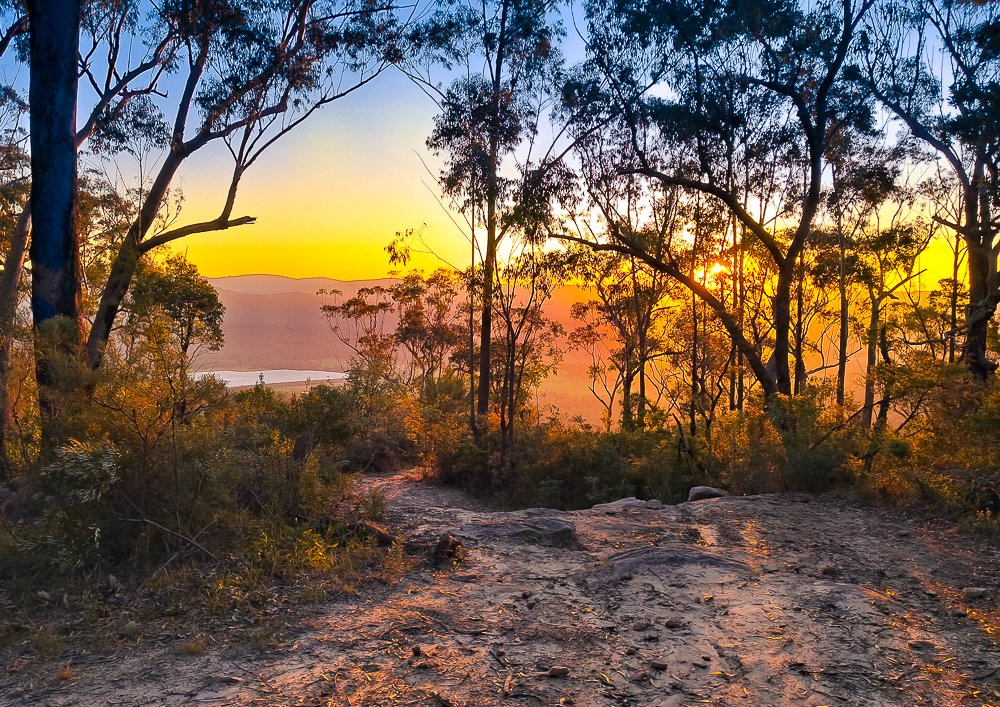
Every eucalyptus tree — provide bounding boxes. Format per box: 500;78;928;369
25;0;83;427
566;0;876;401
410;0;569;427
567;244;675;431
85;0;408;372
860;0;1000;382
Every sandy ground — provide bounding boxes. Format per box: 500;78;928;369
3;471;999;706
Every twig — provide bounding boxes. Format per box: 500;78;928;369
127;516;218;560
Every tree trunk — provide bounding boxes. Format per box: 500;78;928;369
27;0;83;432
0;206;31;476
772;263;794;396
962;197;999;382
87;150;185;369
793;254;806;395
949;232;960;364
862;297;879;429
836;233;848;406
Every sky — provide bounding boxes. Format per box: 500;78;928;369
169;69;472;281
5;2;961;285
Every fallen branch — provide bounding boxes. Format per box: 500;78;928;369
127;516;218;561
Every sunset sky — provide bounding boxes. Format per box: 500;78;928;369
161;62;962;286
169;69;471;281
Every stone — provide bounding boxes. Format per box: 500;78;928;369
908;640;936;652
606;545;751;578
457;515;580;548
820;564;841;576
632;620;653;631
687;486;729;502
645;499;664;510
546;666;570;678
629;670;650;682
590;498;651;514
650;659;669;671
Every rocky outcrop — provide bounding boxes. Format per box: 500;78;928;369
687;485;729;502
457;510;580;548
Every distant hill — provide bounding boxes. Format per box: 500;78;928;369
200;274;602;420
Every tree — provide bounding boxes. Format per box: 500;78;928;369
568;245;674;431
85;0;406;372
414;0;567;426
566;0;875;402
125;253;225;359
861;0;1000;381
25;0;83;428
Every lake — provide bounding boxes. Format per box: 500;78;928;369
194;369;347;387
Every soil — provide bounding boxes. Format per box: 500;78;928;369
3;470;999;706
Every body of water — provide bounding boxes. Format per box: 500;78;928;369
195;369;347;387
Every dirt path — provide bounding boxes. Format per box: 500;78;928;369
5;471;999;706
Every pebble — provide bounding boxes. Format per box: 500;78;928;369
820;564;840;576
632;620;652;631
546;666;570;678
650;659;669;671
908;640;936;652
662;618;681;629
629;669;650;682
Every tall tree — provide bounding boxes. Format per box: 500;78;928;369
26;0;83;426
861;0;1000;382
415;0;565;426
567;0;875;400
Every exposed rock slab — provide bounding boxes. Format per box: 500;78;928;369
456;512;581;548
606;544;752;578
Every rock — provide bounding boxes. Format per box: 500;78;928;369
962;587;990;599
458;515;580;548
606;545;751;578
820;564;841;576
590;498;650;514
546;666;570;678
687;486;729;502
662;617;682;629
632;620;653;631
629;670;650;682
649;659;669;671
908;640;936;652
117;621;141;639
645;499;664;510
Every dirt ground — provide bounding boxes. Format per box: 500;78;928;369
3;470;999;706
